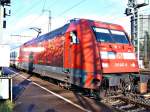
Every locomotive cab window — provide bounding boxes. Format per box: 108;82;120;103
93;27;129;44
70;31;79;44
93;27;113;43
110;30;129;44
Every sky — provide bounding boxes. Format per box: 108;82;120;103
2;0;150;48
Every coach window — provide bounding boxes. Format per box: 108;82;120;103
14;52;16;57
12;52;14;58
70;31;79;44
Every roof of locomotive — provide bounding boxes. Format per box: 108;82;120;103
24;23;70;46
23;18;124;46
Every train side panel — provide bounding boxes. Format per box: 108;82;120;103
18;35;69;81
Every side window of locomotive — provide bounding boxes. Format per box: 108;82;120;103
93;27;113;43
70;31;79;44
110;30;129;44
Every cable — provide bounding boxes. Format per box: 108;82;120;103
26;0;47;27
9;0;59;28
42;0;47;11
55;0;87;17
20;0;58;30
16;0;42;16
26;13;44;27
20;0;87;33
40;0;88;28
10;0;129;35
44;0;58;10
40;1;121;32
9;0;42;23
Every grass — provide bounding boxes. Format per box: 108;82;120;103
0;100;14;112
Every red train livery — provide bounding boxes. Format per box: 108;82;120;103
11;19;143;93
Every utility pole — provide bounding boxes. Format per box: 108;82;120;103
0;4;4;42
43;9;51;32
125;0;149;63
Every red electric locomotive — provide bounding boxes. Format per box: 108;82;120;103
16;19;148;95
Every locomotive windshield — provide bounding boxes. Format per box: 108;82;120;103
93;27;129;44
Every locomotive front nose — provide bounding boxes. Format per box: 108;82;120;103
93;27;139;73
99;44;139;73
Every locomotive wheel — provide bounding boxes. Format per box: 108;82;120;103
119;80;128;94
119;80;132;95
99;89;107;98
97;85;107;99
98;79;107;98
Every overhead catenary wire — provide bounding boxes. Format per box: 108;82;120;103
11;0;124;28
40;0;126;32
9;0;60;29
43;0;58;10
26;0;48;27
5;0;133;46
42;0;47;11
18;0;88;34
9;0;132;37
7;0;48;41
23;0;54;31
10;0;58;22
8;0;47;33
40;0;88;30
8;0;44;24
55;0;88;17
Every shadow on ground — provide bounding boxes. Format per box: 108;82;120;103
73;92;112;112
13;79;32;100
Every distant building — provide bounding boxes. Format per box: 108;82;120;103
131;15;150;68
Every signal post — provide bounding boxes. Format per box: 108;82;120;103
0;0;12;102
125;0;149;65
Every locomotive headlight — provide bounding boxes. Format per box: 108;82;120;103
123;53;135;59
100;51;116;59
131;63;135;67
102;63;109;68
100;52;108;59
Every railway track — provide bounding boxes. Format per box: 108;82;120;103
101;93;150;112
140;69;150;75
8;68;150;112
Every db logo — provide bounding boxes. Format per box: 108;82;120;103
116;53;123;59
